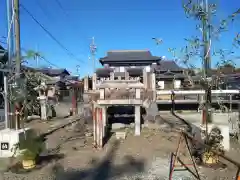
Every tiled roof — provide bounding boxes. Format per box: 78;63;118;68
37;68;70;76
99;50;161;65
154;60;183;72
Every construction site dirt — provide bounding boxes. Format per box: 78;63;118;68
1;113;240;180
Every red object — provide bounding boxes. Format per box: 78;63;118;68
71;88;77;114
99;108;102;122
202;109;206;125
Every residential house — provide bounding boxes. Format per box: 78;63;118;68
154;60;187;89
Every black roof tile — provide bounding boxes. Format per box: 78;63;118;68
155;60;183;72
99;50;161;65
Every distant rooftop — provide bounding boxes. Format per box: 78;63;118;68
155;60;183;72
22;66;70;77
99;50;161;66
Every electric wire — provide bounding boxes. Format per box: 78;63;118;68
20;4;85;64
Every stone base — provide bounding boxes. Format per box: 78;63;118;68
0;128;32;158
200;124;230;151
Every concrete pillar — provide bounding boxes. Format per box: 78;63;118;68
135;106;141;136
143;68;148;89
92;73;97;90
100;89;105;99
93;105;97;146
93;107;105;149
125;71;129;80
110;72;114;80
102;107;107;137
118;76;121;80
135;88;141;99
151;73;156;90
151;73;156;101
39;96;47;120
84;76;89;91
98;108;103;148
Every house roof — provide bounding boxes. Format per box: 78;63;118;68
22;66;70;78
99;50;161;66
96;68;114;77
154;60;183;72
37;68;70;76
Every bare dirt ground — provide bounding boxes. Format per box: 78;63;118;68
1;114;240;180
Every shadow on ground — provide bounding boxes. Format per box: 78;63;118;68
52;140;145;180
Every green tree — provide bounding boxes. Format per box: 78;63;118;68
169;1;240;122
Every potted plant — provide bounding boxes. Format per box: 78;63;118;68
12;131;44;170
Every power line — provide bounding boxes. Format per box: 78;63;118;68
55;0;68;16
20;4;85;64
35;0;53;20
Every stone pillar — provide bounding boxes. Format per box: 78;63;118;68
143;68;148;89
135;88;141;99
39;95;47;120
93;107;104;149
100;88;105;100
135;106;141;136
93;105;97;146
102;107;107;137
151;73;156;101
92;73;97;90
125;71;129;80
84;76;89;91
110;72;114;80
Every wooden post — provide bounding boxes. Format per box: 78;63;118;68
71;86;78;115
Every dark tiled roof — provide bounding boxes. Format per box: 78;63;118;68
37;68;70;76
96;67;114;77
21;66;70;77
99;50;161;65
155;60;183;72
126;67;144;76
156;73;186;79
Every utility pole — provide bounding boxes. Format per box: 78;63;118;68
76;65;80;77
13;0;22;130
90;37;97;74
202;0;212;127
13;0;21;76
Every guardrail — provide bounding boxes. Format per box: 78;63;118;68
156;90;240;95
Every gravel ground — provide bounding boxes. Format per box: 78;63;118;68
1;114;240;180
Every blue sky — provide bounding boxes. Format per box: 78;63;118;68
0;0;239;76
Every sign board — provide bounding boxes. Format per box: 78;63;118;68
1;142;9;150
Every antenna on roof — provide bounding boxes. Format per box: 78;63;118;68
152;37;163;45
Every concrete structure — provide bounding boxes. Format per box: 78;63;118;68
83;50;240;149
84;50;159;148
0;128;32;157
176;112;239;151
